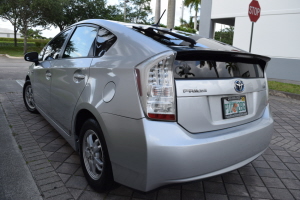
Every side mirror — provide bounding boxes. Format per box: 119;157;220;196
24;52;39;65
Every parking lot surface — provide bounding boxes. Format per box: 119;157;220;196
0;56;300;199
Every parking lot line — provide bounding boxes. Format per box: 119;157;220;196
16;80;25;87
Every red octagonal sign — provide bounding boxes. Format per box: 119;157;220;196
248;0;261;22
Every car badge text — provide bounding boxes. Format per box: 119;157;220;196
183;89;207;93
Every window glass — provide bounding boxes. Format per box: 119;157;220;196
173;60;264;79
95;27;117;57
132;27;199;47
38;47;46;61
43;29;71;60
63;26;97;58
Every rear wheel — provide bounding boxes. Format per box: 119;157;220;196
23;80;38;113
79;119;114;192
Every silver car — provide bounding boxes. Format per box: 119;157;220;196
23;19;273;192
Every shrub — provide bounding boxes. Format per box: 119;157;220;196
0;41;36;47
35;41;48;47
0;37;50;44
174;26;196;34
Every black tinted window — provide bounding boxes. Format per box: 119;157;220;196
95;27;117;57
63;26;97;58
174;60;264;79
43;29;71;60
132;27;198;47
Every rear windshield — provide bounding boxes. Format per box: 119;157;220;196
173;60;264;79
132;26;202;47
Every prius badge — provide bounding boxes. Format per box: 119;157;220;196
234;80;244;93
183;89;207;93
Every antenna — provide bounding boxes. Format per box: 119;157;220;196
152;9;166;27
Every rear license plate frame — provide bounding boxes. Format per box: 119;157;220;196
221;96;248;119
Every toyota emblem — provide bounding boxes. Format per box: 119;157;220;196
234;80;244;93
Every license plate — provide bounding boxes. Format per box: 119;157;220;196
222;96;248;119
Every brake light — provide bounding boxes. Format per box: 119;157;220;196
135;51;177;121
265;75;269;105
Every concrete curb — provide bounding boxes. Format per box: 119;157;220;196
5;54;23;59
0;54;23;59
269;89;300;101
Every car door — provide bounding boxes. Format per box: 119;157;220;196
50;25;98;134
32;29;72;115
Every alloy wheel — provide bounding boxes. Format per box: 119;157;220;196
82;129;104;180
25;85;36;110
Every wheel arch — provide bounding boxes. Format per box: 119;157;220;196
73;104;107;152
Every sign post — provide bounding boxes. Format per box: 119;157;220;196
248;0;261;52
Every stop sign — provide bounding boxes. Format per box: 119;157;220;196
248;0;261;22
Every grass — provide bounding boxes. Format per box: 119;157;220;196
268;81;300;95
0;46;43;57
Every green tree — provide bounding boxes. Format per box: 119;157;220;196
120;0;152;24
0;0;21;46
21;29;46;39
34;0;69;31
41;0;122;31
17;0;49;54
184;0;201;31
214;26;234;45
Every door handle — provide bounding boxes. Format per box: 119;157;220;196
46;72;52;77
45;71;52;80
73;73;85;83
74;74;85;79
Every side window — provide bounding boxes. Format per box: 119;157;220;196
38;47;46;61
95;26;117;57
43;29;71;60
63;26;98;58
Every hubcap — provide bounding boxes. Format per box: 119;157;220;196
25;85;35;110
82;130;104;180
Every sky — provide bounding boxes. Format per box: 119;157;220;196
0;0;223;38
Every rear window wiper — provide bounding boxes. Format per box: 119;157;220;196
149;28;196;48
132;26;170;40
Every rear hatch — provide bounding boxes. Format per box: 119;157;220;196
174;50;270;133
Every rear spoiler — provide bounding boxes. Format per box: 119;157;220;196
175;50;271;71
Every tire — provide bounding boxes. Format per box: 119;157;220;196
79;118;114;192
23;80;38;114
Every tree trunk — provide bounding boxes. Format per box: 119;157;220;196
58;24;64;32
14;25;17;47
23;25;28;55
194;9;198;30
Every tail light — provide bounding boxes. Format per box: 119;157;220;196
265;74;269;106
135;51;177;121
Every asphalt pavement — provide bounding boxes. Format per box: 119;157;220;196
1;55;300;200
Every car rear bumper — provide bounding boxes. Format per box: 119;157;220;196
103;105;273;192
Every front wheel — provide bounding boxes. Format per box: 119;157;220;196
23;80;38;113
79;119;114;192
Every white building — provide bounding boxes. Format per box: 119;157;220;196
199;0;300;81
0;28;21;38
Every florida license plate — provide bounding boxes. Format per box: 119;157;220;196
222;96;248;119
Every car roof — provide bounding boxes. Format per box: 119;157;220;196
74;19;269;58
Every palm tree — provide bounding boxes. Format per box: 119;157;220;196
184;0;201;31
180;16;194;29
